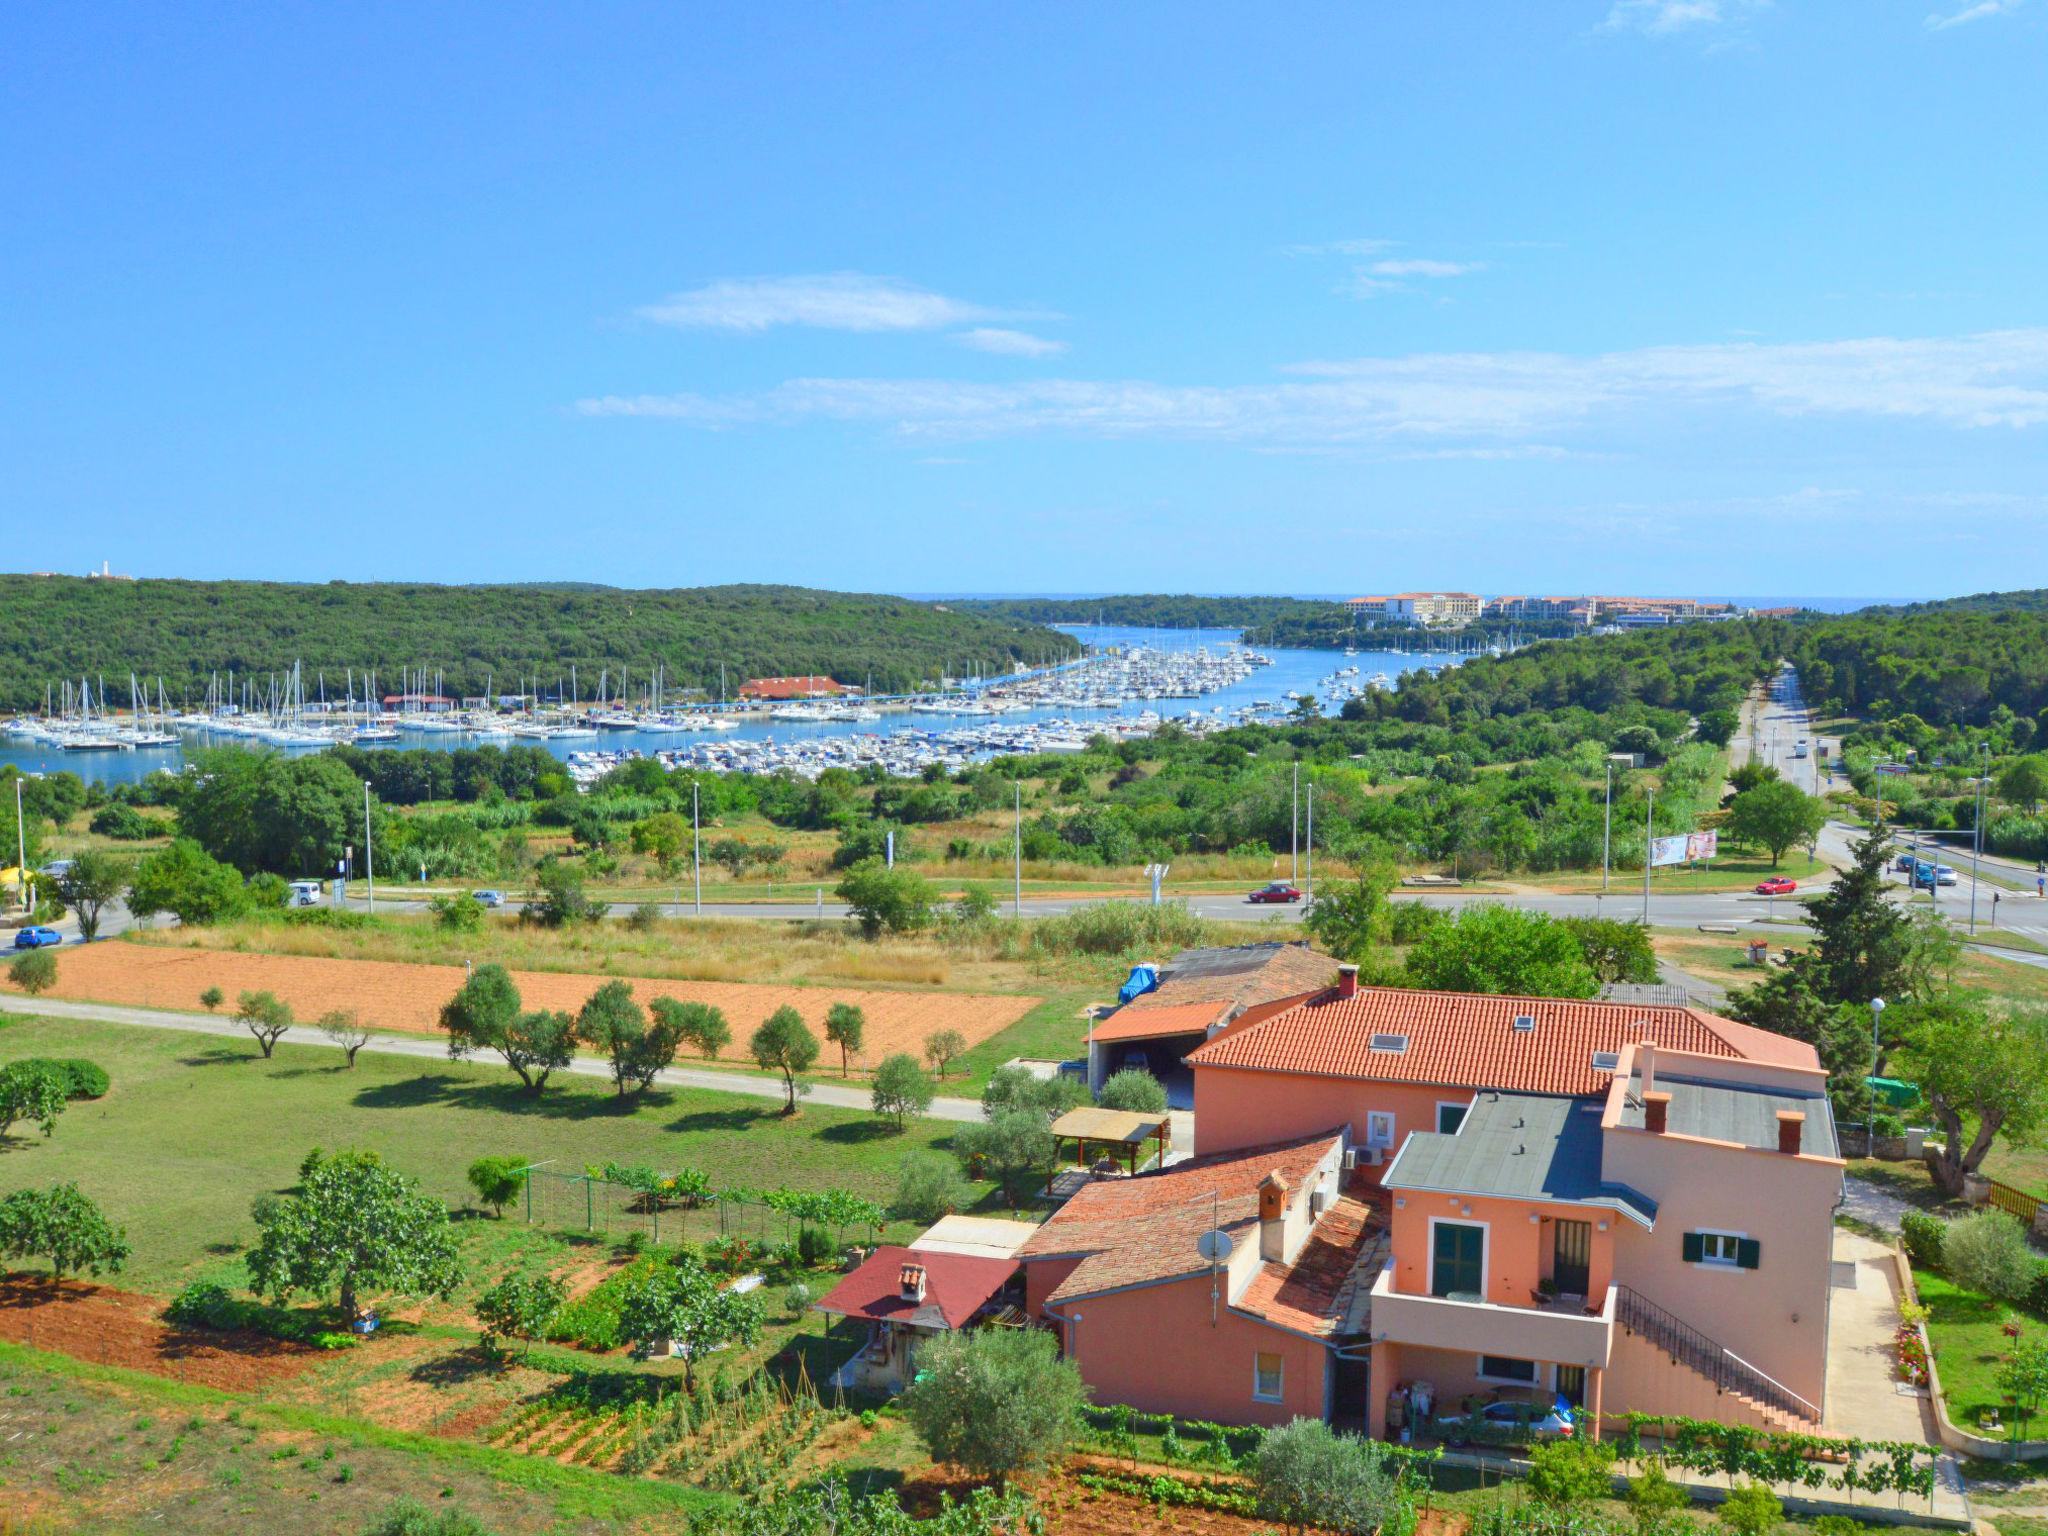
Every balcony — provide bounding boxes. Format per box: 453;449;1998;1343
1369;1267;1617;1370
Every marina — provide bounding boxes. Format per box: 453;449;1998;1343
0;625;1467;787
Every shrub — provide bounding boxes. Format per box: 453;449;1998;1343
1527;1435;1616;1505
902;1328;1086;1480
465;1156;528;1218
783;1282;812;1317
1944;1209;2037;1302
199;986;225;1012
796;1225;836;1267
1251;1417;1406;1536
12;1058;108;1099
1097;1066;1168;1114
1900;1209;1945;1270
1627;1462;1692;1526
1717;1483;1783;1536
892;1151;971;1224
360;1498;501;1536
88;803;154;840
6;948;57;997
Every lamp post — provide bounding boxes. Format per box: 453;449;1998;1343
1870;997;1886;1076
692;780;702;918
1013;781;1023;918
1641;788;1654;924
12;778;24;915
363;781;375;916
1291;761;1300;885
1602;761;1612;894
1970;743;1988;934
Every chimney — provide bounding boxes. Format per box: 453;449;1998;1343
1337;964;1359;1000
899;1262;927;1303
1776;1110;1805;1156
1638;1041;1657;1100
1643;1091;1671;1135
1259;1171;1290;1262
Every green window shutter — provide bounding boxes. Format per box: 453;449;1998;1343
1681;1232;1704;1264
1736;1238;1761;1270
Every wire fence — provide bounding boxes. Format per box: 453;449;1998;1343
520;1169;891;1250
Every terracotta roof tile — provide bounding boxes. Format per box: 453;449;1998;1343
1129;943;1336;1013
1089;1001;1233;1044
1186;985;1817;1097
1235;1193;1384;1339
812;1246;1016;1331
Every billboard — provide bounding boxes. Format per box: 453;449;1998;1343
1686;829;1719;861
1649;834;1690;868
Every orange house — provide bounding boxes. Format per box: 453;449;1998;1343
1174;970;1842;1436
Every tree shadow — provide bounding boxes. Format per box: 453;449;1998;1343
409;1347;501;1388
816;1120;897;1146
177;1048;256;1069
668;1106;771;1135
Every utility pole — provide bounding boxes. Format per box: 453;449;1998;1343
1970;743;1987;934
692;780;702;917
363;781;376;916
1291;761;1300;884
1642;788;1653;925
12;779;24;915
1601;761;1612;893
1013;782;1023;917
1305;784;1314;901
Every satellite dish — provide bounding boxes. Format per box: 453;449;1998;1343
1196;1229;1235;1264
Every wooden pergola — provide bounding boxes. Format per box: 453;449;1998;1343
1047;1106;1171;1186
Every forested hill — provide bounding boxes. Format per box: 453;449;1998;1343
1855;589;2048;617
0;578;1080;708
955;594;1330;629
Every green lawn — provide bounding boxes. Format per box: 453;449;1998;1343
0;1015;985;1295
1915;1267;2048;1435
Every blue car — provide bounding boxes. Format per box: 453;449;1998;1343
11;927;62;949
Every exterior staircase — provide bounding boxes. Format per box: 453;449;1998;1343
1614;1285;1822;1429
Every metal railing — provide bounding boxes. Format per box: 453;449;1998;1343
1615;1284;1821;1425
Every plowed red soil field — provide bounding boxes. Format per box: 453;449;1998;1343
44;943;1039;1064
0;1274;320;1390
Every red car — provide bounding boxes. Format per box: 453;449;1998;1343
1754;877;1798;896
1249;882;1303;904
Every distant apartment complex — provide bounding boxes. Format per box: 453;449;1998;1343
1345;593;1739;629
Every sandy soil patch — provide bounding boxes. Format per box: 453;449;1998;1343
0;1273;321;1390
43;943;1039;1064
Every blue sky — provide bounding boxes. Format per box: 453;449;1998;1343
4;1;2046;598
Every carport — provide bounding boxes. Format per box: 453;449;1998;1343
1084;1000;1228;1106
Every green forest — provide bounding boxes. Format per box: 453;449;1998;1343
0;578;1080;709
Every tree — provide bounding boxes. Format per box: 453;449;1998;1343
319;1008;372;1068
901;1328;1086;1483
6;947;56;998
982;1063;1088;1120
235;990;294;1058
528;859;603;927
1724;960;1873;1105
199;985;224;1012
246;1149;461;1322
52;851;128;942
1559;916;1659;985
1806;827;1912;1012
1727;760;1780;795
1717;1484;1783;1536
751;1006;820;1113
0;1184;129;1280
824;1002;867;1076
1943;1209;2036;1301
628;812;688;873
615;1252;763;1389
1097;1066;1168;1114
1998;754;2048;814
1997;1336;2048;1441
0;1062;69;1139
428;892;484;933
475;1271;563;1359
1251;1418;1405;1536
441;964;573;1092
1897;997;2048;1197
577;980;680;1096
956;1109;1055;1208
126;838;248;926
466;1156;528;1218
1726;781;1826;867
651;996;730;1060
892;1150;970;1223
871;1052;935;1128
1403;904;1600;999
174;746;367;876
923;1027;969;1078
834;859;936;938
1303;862;1397;963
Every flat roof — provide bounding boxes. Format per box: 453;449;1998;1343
1617;1071;1839;1157
1050;1106;1169;1145
1383;1091;1657;1228
910;1216;1041;1260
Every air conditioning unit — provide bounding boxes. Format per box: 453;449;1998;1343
1341;1149;1358;1171
1367;1147;1385;1168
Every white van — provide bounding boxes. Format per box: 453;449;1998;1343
287;880;324;907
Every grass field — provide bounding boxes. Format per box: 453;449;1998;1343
0;1014;993;1295
1913;1266;2048;1435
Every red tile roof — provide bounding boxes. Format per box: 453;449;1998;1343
1187;985;1817;1097
1089;1001;1232;1044
812;1245;1016;1331
1020;1131;1344;1304
737;675;851;699
1235;1192;1384;1339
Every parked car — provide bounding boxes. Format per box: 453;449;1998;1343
36;860;73;880
1933;865;1958;886
1893;852;1918;872
1754;877;1798;896
472;889;506;907
11;927;62;949
1435;1393;1576;1446
1248;882;1303;904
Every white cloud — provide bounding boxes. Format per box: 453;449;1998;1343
636;272;1016;333
578;328;2048;449
1925;0;2020;29
1365;259;1487;278
955;327;1067;358
1599;0;1727;33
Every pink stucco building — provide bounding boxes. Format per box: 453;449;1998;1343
1028;963;1843;1435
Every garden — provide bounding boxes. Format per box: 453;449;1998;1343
1899;1205;2048;1443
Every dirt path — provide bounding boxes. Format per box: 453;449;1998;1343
36;942;1039;1064
0;1273;321;1391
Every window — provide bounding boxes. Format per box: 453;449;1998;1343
1436;1101;1468;1135
1479;1355;1539;1384
1682;1230;1760;1269
1365;1111;1396;1149
1590;1051;1620;1073
1369;1033;1409;1054
1512;1014;1536;1032
1254;1352;1284;1402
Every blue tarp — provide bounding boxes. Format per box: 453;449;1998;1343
1117;965;1159;1005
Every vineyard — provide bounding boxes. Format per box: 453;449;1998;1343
488;1363;842;1496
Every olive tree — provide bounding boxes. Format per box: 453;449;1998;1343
651;996;730;1060
235;989;294;1058
902;1327;1086;1483
577;980;682;1096
750;1005;819;1113
824;1001;866;1076
1252;1418;1406;1536
440;964;573;1093
0;1062;69;1140
615;1253;763;1390
246;1149;461;1323
0;1184;130;1280
870;1052;935;1129
6;948;56;998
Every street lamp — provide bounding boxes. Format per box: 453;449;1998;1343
1869;997;1886;1074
